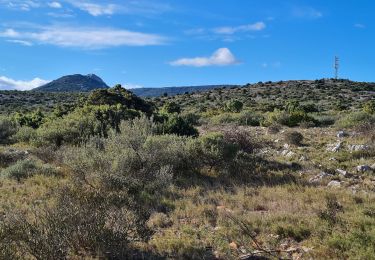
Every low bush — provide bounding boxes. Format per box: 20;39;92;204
209;111;262;126
159;115;198;137
276;224;311;242
363;100;375;114
335;111;375;128
0;117;18;144
263;109;315;127
284;131;304;146
13;126;36;143
1;159;59;181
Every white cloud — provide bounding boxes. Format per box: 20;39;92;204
70;2;117;16
170;48;240;67
1;29;20;37
124;83;144;89
65;0;172;16
261;61;281;69
48;1;62;8
292;7;322;19
214;22;266;35
1;0;40;11
354;23;365;29
0;76;49;90
6;39;33;46
0;26;167;49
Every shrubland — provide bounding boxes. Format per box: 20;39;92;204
0;80;374;259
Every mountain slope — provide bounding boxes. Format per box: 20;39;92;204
34;74;109;92
131;85;240;97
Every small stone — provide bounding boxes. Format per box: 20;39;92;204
348;144;370;152
370;163;375;170
229;242;238;250
327;141;343;152
357;165;372;172
327;180;341;188
337;131;347;138
309;172;331;183
283;143;290;149
336;169;348;177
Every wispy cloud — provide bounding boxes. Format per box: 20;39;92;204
0;0;40;11
213;22;266;35
170;48;240;67
65;0;172;16
185;21;266;42
0;75;49;90
124;83;144;89
0;0;172;16
48;1;62;8
69;2;118;16
261;61;281;69
354;23;365;29
6;39;33;46
0;25;167;49
292;6;323;19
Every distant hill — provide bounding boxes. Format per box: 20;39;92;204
131;85;240;97
34;74;109;92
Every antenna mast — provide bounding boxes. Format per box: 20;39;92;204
334;56;340;80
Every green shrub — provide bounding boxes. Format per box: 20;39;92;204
87;84;154;115
284;131;304;146
33;105;141;147
14;110;45;129
237;111;263;126
363;100;375;114
263;109;315;127
160;115;198;137
1;159;59;181
276;225;311;242
181;113;201;126
336;111;375;128
196;132;239;174
162;102;181;114
0;117;18;144
225;100;243;113
314;114;336;127
13;126;36;143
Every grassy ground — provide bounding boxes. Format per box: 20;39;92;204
1;123;374;259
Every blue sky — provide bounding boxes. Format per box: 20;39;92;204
0;0;373;90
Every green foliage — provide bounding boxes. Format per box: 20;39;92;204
0;117;18;144
33;105;140;147
1;159;59;181
13;126;36;143
197;133;239;173
276;225;311;242
225;100;244;113
162;101;181;114
14;110;45;129
284;131;304;146
363;100;375;114
160;115;199;137
87;84;154;115
285;100;301;113
319;195;343;227
333;100;349;111
336;111;375;128
210;111;262;126
263;109;315;127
